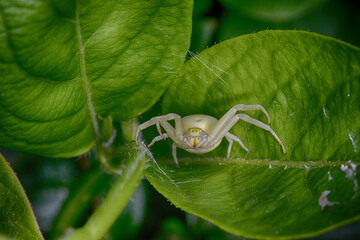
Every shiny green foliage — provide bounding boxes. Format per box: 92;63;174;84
145;31;360;238
0;0;192;157
1;0;360;239
0;154;43;240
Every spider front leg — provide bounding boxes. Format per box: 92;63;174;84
135;113;182;145
157;116;185;166
135;113;184;166
214;113;286;154
148;133;179;167
148;133;169;147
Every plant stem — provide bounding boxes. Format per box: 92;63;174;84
50;166;112;240
64;145;146;240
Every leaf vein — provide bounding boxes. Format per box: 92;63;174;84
75;0;100;138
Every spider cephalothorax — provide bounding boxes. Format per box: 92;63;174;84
136;104;286;166
183;127;208;149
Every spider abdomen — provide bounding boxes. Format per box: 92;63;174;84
182;114;218;133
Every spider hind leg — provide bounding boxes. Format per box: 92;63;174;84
234;114;286;154
225;132;249;159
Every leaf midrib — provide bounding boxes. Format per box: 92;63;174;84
157;158;358;168
75;0;99;138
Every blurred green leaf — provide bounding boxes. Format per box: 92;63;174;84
49;165;113;240
7;154;80;235
217;0;360;47
0;0;193;158
185;213;229;240
99;115;114;143
190;17;218;52
218;0;330;22
293;0;360;47
152;218;187;240
0;234;12;240
217;9;292;41
145;31;360;238
0;153;43;240
193;0;214;16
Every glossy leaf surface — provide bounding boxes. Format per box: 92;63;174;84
0;153;43;240
0;0;192;157
145;31;360;238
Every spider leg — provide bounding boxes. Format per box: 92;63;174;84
159;121;189;151
148;133;169;147
172;143;179;167
155;113;181;139
235;114;285;154
225;132;249;159
211;105;272;141
233;104;271;125
135;113;182;145
214;113;286;154
155;119;165;139
136;118;158;145
158;114;188;149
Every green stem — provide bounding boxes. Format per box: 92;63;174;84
64;145;147;240
50;166;113;240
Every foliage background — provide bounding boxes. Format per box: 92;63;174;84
1;0;360;239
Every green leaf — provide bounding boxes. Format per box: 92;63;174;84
144;30;360;238
0;153;44;240
190;17;217;52
50;165;113;240
9;155;80;234
193;0;213;16
217;1;359;47
152;218;187;240
0;0;193;157
217;9;296;42
64;143;147;240
218;0;330;22
0;234;13;240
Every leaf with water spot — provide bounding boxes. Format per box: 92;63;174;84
0;0;192;157
0;153;44;240
144;31;360;238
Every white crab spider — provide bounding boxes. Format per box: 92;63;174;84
136;104;286;166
